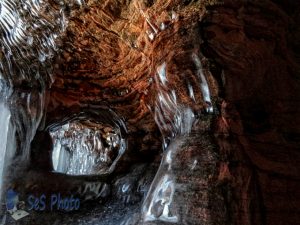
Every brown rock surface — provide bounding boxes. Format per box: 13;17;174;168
11;0;299;224
44;0;300;225
202;1;300;224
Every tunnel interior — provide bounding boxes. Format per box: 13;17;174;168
0;0;299;225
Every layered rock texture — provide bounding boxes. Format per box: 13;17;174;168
202;1;300;224
47;0;300;224
1;0;300;224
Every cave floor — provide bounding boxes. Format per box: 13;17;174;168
1;200;142;225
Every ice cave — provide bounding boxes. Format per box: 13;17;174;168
0;0;299;224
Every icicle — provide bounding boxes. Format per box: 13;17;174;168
48;109;127;176
0;102;11;204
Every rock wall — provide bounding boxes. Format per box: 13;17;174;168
1;0;299;224
46;0;300;224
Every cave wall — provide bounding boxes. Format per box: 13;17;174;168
45;0;300;224
1;0;299;224
202;1;300;224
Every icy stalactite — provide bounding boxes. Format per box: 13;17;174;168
192;53;214;114
8;89;46;162
151;56;213;149
0;0;78;178
142;59;197;223
153;61;195;148
140;9;215;222
50;120;126;176
0;0;86;161
0;101;11;204
142;55;215;222
48;109;128;176
0;0;86;207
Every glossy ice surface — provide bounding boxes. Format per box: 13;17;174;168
0;1;219;224
50;116;126;175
